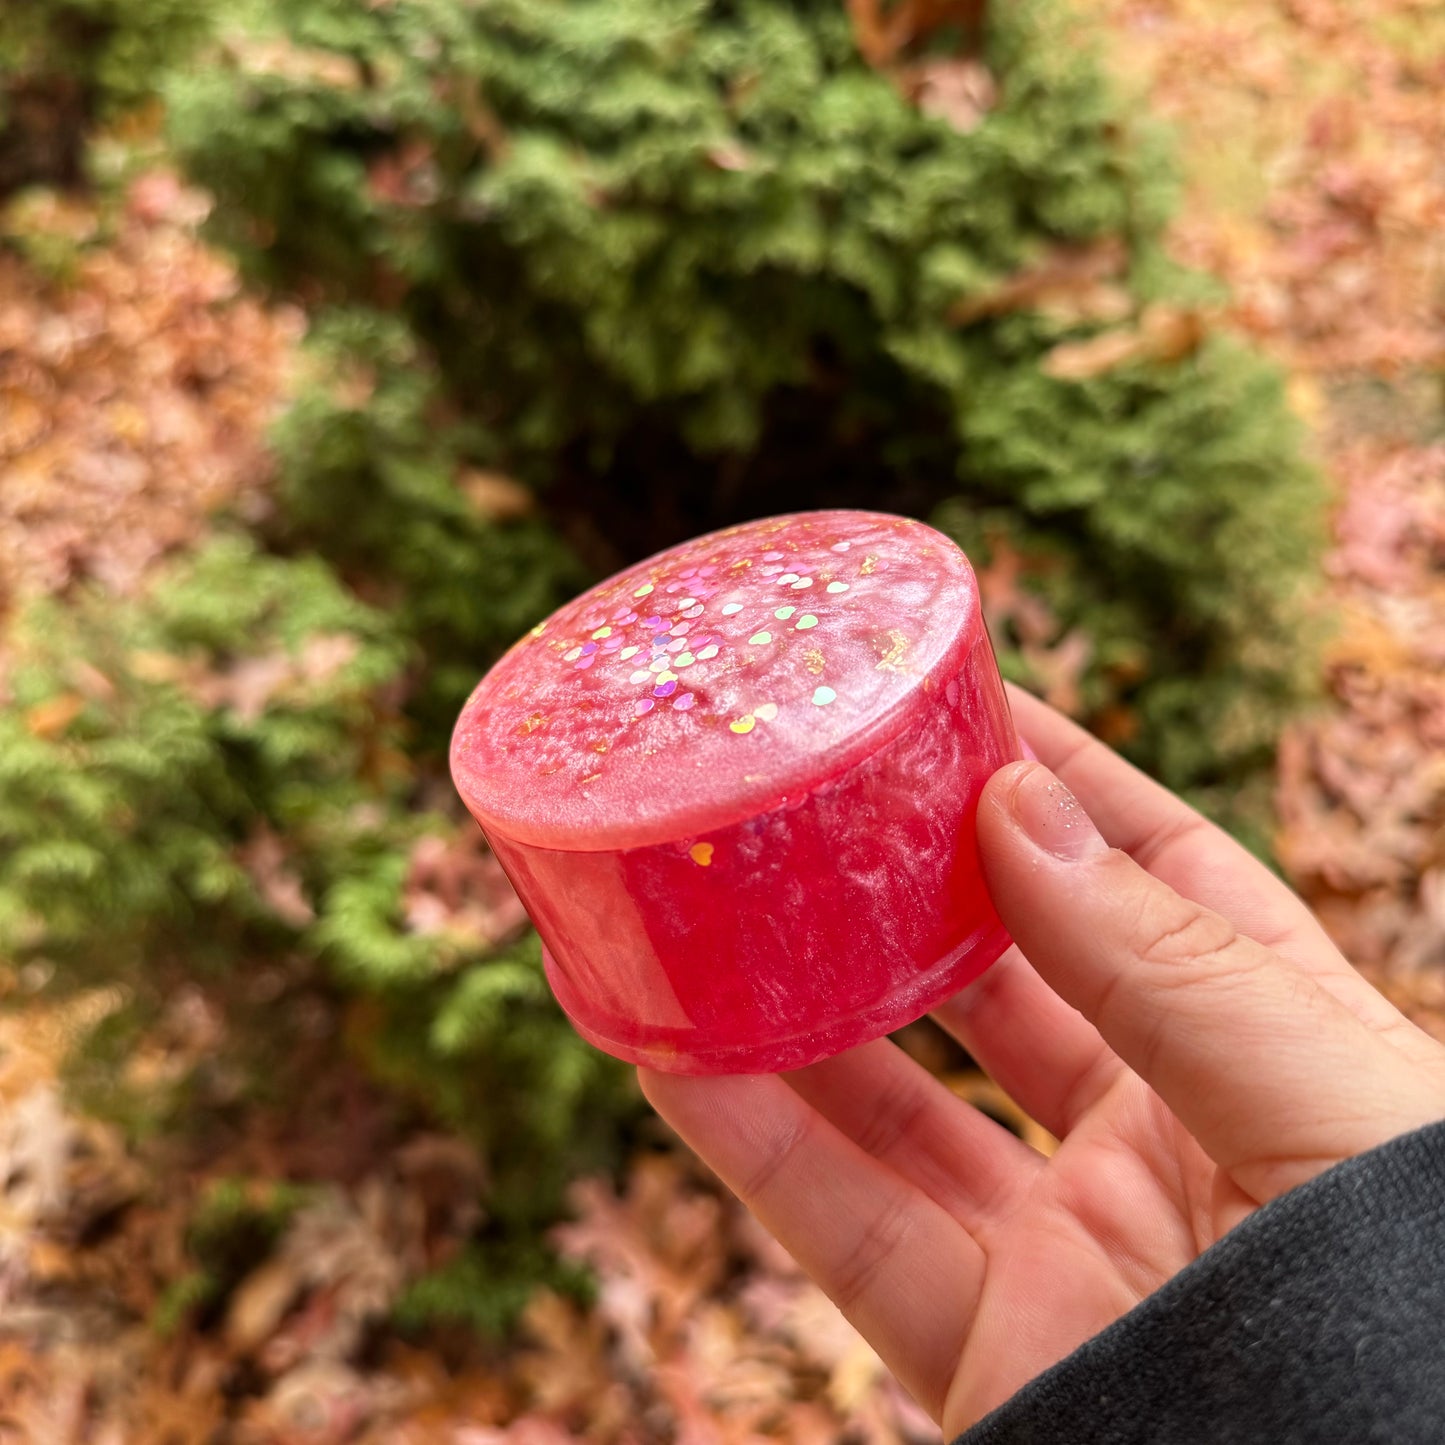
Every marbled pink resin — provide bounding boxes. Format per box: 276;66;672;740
451;511;1018;1073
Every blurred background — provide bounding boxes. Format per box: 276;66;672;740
0;0;1441;1439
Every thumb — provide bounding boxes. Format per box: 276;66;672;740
977;761;1440;1202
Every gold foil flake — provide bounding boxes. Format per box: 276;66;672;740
774;606;795;620
515;713;548;736
860;555;877;575
826;581;850;594
696;644;720;661
633;582;655;597
754;702;779;722
749;631;773;645
794;614;818;630
690;842;714;866
591;739;609;753
875;629;910;671
802;647;826;674
730;715;756;734
812;686;837;706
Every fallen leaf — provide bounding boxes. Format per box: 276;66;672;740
459;469;535;523
24;692;85;738
906;58;997;133
1042;305;1207;379
949;240;1131;327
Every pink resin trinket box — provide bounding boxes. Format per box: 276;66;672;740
450;510;1019;1074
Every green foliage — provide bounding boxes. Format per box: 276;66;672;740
0;534;636;1236
0;0;211;193
395;1233;595;1340
353;933;639;1230
269;310;587;745
170;0;1325;816
0;0;209;114
0;534;403;974
152;1176;314;1335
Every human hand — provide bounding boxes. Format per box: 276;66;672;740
640;686;1445;1436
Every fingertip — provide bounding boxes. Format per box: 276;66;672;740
978;759;1043;855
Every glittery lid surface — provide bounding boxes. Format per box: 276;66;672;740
450;510;980;850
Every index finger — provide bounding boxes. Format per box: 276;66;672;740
1005;686;1430;1055
1006;685;1337;969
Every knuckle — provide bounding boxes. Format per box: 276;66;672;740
1132;900;1243;979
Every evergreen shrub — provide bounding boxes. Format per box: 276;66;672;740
0;536;634;1245
0;0;211;194
170;0;1325;813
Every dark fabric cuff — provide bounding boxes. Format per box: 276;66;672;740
956;1118;1445;1445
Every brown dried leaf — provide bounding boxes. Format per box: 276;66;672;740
0;177;298;612
1042;305;1206;380
453;1417;577;1445
237;825;316;929
459;469;535;523
905;57;997;133
703;142;754;173
1040;327;1143;381
949;240;1130;327
1021;628;1093;716
24;692;85;738
403;832;527;949
973;534;1057;646
223;35;364;90
226;1254;305;1356
848;0;988;70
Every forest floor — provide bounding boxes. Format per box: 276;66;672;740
1;0;1442;1440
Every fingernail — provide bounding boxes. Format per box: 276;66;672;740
1007;763;1109;863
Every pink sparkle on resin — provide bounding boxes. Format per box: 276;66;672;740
449;510;1019;1074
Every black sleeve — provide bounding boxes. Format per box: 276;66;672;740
955;1119;1445;1445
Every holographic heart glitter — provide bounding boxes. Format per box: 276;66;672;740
454;513;977;813
541;521;910;743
